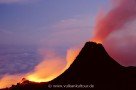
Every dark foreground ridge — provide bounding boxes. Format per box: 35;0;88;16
1;41;136;90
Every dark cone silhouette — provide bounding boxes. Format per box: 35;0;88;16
1;41;136;90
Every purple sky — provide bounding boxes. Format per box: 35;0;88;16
0;0;109;48
0;0;110;79
1;0;136;70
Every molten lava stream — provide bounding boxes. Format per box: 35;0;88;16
26;48;80;83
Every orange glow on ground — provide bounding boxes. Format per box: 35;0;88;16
26;56;65;83
26;48;80;83
26;74;58;82
0;75;23;88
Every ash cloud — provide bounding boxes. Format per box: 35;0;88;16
92;0;136;42
92;0;136;66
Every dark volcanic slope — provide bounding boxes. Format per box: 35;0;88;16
51;42;123;83
1;42;136;90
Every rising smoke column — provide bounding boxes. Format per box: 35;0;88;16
92;0;136;43
92;0;136;66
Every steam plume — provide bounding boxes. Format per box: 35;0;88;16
92;0;136;66
92;0;136;43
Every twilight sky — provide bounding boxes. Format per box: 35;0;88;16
0;0;109;48
1;0;136;88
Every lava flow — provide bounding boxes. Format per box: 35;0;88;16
26;48;80;83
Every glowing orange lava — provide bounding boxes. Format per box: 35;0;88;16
91;37;102;44
0;75;23;89
26;48;80;83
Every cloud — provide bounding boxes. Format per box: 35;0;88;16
92;0;136;42
104;20;136;66
91;0;136;66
